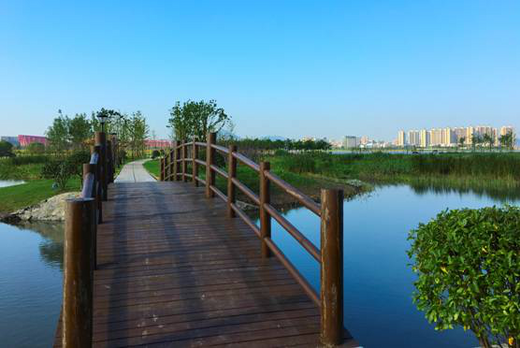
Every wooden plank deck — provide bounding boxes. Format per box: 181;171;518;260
55;181;358;347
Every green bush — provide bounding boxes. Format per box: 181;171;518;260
151;150;161;159
41;159;75;190
408;206;520;347
26;142;46;154
7;155;49;166
0;140;14;157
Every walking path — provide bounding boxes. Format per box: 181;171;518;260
115;159;156;183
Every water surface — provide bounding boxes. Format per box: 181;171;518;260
0;180;24;188
265;184;519;348
0;222;63;347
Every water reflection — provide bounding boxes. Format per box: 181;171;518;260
0;221;63;348
405;180;520;202
11;221;64;269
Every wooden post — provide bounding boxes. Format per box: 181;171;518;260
160;158;165;181
173;141;178;181
260;161;271;258
320;189;344;346
169;148;175;181
227;145;237;217
91;145;102;224
164;149;170;181
106;140;113;184
181;140;187;182
192;139;198;186
95;132;108;201
82;163;97;270
62;198;96;348
205;133;216;198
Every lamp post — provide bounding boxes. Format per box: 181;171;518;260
97;112;108;133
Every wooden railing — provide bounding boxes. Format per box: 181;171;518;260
160;132;345;346
61;131;117;348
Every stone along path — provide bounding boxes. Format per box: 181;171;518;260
115;159;156;183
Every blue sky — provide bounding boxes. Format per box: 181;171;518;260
1;1;519;141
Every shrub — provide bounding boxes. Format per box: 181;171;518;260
0;140;14;157
151;150;161;159
26;142;46;154
7;155;49;166
408;206;520;347
66;151;91;182
41;159;75;190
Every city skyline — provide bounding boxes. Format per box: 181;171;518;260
397;125;515;147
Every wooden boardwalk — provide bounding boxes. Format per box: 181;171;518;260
55;181;358;347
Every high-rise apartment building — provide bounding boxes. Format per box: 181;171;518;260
343;136;360;148
407;130;420;146
419;129;430;148
397;130;406;146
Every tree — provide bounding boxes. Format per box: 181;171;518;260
26;142;45;154
408;206;520;348
458;136;466;151
482;133;494;152
471;133;483;152
168;100;231;140
500;131;515;151
68;113;92;150
0;140;14;157
127;111;149;159
46;111;70;152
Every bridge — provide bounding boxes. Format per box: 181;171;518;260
54;132;359;347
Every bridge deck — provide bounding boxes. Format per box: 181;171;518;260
55;182;357;347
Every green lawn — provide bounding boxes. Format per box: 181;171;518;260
0;178;81;214
143;159;160;179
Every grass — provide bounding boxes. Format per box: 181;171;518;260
0;178;81;214
143;159;160;179
143;157;364;208
270;151;520;186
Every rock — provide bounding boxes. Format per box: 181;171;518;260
10;192;81;222
345;179;367;188
236;200;257;211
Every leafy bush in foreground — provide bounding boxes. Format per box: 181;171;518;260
408;206;520;348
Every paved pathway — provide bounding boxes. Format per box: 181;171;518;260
114;159;156;183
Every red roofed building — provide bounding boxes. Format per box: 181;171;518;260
145;139;171;149
18;135;48;147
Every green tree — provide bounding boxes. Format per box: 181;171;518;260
26;142;46;154
168;100;231;140
458;136;466;151
471;133;483;152
128;111;149;159
500;131;515;151
408;207;520;348
68;113;92;150
46;111;71;152
482;133;494;152
0;140;14;157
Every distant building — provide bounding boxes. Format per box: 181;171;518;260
407;130;420;147
0;136;20;147
419;129;430;148
397;130;406;147
145;139;172;149
343;136;360;148
18;135;47;147
360;136;370;145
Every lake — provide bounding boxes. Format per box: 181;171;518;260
0;182;518;347
0;180;24;188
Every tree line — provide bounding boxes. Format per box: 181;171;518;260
45;108;149;158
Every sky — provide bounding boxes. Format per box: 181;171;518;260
1;0;519;141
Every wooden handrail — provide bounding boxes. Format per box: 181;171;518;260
211;143;229;154
265;171;321;216
161;132;345;346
